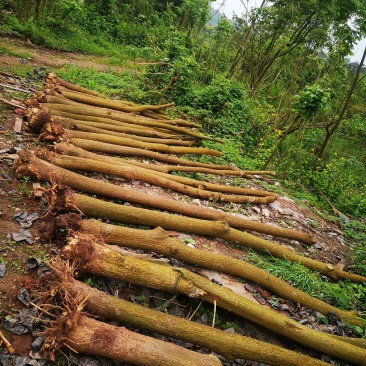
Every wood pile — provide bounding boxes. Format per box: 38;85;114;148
10;73;366;366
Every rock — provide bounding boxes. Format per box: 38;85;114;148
278;208;294;216
262;208;270;218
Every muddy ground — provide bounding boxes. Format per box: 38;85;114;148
0;37;361;365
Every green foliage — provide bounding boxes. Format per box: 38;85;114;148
292;84;332;119
57;66;144;101
343;220;366;276
248;251;366;312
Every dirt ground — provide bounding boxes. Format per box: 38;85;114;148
0;37;362;365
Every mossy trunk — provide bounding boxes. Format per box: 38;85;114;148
26;105;178;138
60;233;366;366
36;149;274;204
42;102;222;142
55;118;196;146
15;150;315;245
55;142;277;188
50;274;329;366
50;214;362;325
44;311;220;366
40;122;221;156
45;72;104;98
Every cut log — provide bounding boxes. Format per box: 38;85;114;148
26;105;181;138
55;142;277;188
45;270;331;366
42;103;223;142
34;182;366;283
59;233;366;366
54;118;197;146
43;310;221;366
15;151;315;244
40;122;222;156
47;213;363;325
35;149;274;204
69;138;238;169
45;72;104;98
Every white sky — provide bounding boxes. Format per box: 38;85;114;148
211;0;365;62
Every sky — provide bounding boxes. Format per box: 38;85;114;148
211;0;365;63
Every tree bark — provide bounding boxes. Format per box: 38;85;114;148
43;310;221;366
46;72;104;98
59;233;366;366
15;151;315;244
53;118;197;146
41;103;222;142
46;272;331;366
40;122;222;156
36;149;274;204
48;214;362;325
54;142;277;195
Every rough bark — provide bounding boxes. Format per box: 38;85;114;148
48;214;362;325
67;138;241;170
47;273;330;366
59;233;366;366
46;72;104;98
40;122;222;156
15;151;315;244
55;142;277;184
54;118;197;146
26;105;180;138
42;103;222;142
43;310;220;366
36;149;274;204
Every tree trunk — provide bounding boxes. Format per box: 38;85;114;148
54;142;277;194
44;311;221;366
15;151;315;244
46;72;104;98
40;122;222;156
70;138;235;169
41;103;222;142
59;233;366;366
35;149;274;204
54;118;195;146
45;271;331;366
48;214;362;325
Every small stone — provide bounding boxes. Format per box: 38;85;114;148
278;208;294;216
314;243;322;250
262;208;270;218
252;206;261;214
192;199;201;205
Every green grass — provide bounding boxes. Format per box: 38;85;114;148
247;251;366;312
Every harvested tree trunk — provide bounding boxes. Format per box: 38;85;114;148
55;143;277;189
15;151;315;244
45;72;104;98
60;233;366;366
54;118;197;146
37;184;365;283
43;311;221;366
36;149;274;204
48;214;362;325
42;103;223;142
69;138;238;169
26;105;181;138
45;73;197;126
46;271;331;366
40;122;222;156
